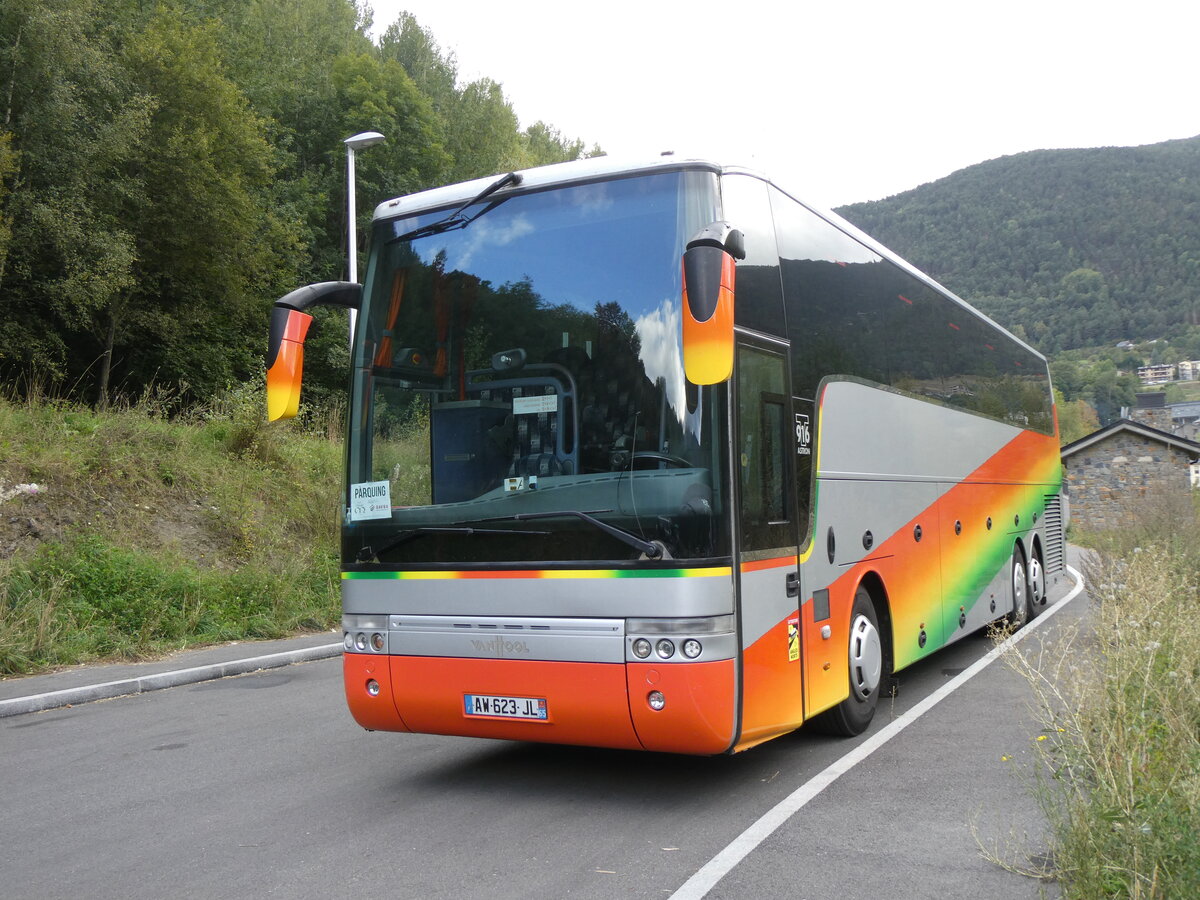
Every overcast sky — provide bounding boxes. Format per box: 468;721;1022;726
367;0;1199;208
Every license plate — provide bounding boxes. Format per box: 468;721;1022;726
464;693;548;720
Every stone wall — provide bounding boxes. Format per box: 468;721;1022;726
1130;407;1173;432
1063;430;1194;529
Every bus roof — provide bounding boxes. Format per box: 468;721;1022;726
371;154;724;221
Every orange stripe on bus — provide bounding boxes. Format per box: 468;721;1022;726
740;555;798;573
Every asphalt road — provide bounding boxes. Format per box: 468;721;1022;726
0;568;1084;899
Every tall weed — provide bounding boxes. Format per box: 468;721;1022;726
1010;498;1200;898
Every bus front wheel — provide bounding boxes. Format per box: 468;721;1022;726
817;586;883;736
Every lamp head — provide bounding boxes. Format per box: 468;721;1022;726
344;131;386;151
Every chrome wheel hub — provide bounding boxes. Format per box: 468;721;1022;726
848;613;882;701
1029;556;1044;605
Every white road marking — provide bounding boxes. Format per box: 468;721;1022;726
671;565;1086;899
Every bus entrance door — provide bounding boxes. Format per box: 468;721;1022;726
732;337;805;749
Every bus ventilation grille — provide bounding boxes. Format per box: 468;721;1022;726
1042;494;1065;574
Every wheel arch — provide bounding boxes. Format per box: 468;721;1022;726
1030;532;1045;570
855;570;894;679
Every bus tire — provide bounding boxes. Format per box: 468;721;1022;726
817;586;883;736
1029;546;1046;612
1006;546;1033;629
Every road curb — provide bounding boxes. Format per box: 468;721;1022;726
0;642;343;718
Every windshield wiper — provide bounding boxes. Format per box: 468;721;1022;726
390;172;523;244
478;510;664;559
355;525;548;563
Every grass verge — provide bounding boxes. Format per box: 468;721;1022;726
0;381;343;676
1009;492;1200;898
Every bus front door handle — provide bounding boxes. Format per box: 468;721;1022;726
786;572;800;597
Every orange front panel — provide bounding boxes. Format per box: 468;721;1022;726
344;653;411;732
737;616;806;750
626;659;737;755
389;656;643;750
801;582;856;721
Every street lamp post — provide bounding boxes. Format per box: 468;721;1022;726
344;131;386;352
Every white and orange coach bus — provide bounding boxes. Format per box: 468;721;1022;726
266;155;1065;754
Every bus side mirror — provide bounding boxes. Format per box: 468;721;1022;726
682;223;743;385
266;281;361;422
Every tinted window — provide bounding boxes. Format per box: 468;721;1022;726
769;187;1054;435
736;344;793;552
719;175;784;334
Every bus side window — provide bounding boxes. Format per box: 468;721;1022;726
736;344;792;551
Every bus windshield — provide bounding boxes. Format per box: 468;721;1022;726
345;169;730;566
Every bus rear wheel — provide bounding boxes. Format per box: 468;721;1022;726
1007;547;1033;629
1029;549;1046;611
817;586;883;736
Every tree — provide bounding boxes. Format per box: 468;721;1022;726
444;78;522;181
0;130;17;287
518;122;587;168
105;10;297;402
1087;360;1138;424
0;0;146;383
0;0;598;406
376;12;457;110
1054;388;1099;445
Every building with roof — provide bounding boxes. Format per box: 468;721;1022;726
1137;363;1176;385
1169;401;1200;441
1061;419;1200;530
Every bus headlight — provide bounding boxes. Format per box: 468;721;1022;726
343;632;355;651
648;691;666;710
355;633;367;651
625;615;733;663
371;632;385;652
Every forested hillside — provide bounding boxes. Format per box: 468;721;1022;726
837;136;1200;358
0;0;596;408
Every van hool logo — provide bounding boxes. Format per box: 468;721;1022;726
471;637;531;657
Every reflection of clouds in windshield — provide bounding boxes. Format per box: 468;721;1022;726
570;182;615;216
634;298;693;434
447;215;536;270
